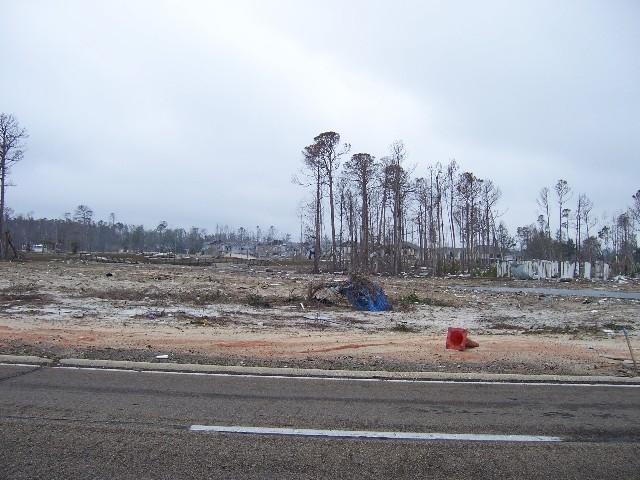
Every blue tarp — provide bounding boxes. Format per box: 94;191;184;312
340;277;391;311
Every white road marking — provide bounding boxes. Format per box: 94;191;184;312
189;424;563;442
2;364;638;387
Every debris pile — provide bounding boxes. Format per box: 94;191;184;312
340;275;391;311
307;275;391;311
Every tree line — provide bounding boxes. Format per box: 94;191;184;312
295;131;507;275
295;131;640;276
515;180;640;275
2;113;638;274
6;206;288;256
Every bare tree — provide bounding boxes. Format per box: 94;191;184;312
446;159;458;250
481;179;501;252
74;204;94;252
388;141;409;274
496;221;515;258
0;113;28;259
562;207;571;244
456;171;483;271
432;163;447;271
574;193;594;263
536;187;551;238
295;143;324;273
574;195;583;261
314;132;350;272
344;152;376;271
413;177;427;265
580;194;596;262
73;204;94;224
632;189;640;223
554;179;571;243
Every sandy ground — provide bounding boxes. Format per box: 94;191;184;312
1;259;639;376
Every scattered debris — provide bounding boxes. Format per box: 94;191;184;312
1;260;639;377
613;275;629;285
310;284;342;304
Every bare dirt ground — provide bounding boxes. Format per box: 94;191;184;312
1;259;639;376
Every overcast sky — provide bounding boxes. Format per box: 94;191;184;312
2;0;638;236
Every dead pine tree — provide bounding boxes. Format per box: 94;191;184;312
344;152;377;272
456;171;482;271
0;113;28;259
633;189;640;223
446;159;458;255
314;132;350;272
554;179;571;243
536;186;552;258
388;141;409;275
537;187;551;239
293;143;324;273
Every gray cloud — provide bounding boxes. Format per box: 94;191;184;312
2;0;638;235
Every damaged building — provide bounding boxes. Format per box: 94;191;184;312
496;259;610;280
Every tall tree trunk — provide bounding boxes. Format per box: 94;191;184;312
393;182;402;275
313;165;321;274
0;161;6;259
361;182;369;271
328;170;337;272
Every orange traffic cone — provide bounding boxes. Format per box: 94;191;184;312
446;327;479;351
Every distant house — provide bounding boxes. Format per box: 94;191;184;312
31;244;46;253
402;242;420;259
204;241;232;256
476;244;501;261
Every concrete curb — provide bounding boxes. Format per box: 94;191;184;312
51;358;640;384
2;355;638;384
0;354;53;366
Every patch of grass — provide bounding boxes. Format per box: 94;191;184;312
285;288;304;304
472;264;497;278
488;322;523;330
396;292;457;309
524;325;602;335
246;293;272;308
132;309;166;320
390;323;418;333
420;297;457;307
187;316;230;326
602;322;633;331
403;292;420;303
77;287;223;305
0;284;50;307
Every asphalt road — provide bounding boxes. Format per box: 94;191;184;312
1;364;639;479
